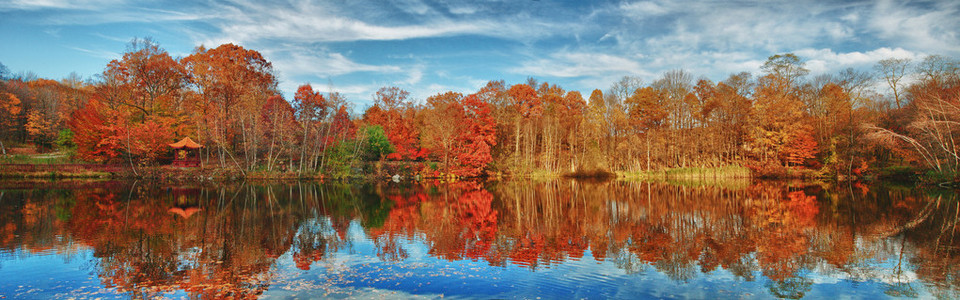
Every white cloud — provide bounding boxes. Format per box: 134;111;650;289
867;0;960;54
620;1;670;18
0;0;119;11
568;0;959;89
398;68;424;86
43;27;61;37
594;1;893;59
840;12;859;23
92;32;132;43
68;46;120;60
194;0;560;46
389;0;432;15
3;0;206;25
513;52;650;78
447;2;480;15
268;50;403;78
267;49;411;104
408;79;486;103
796;47;924;74
279;80;373;97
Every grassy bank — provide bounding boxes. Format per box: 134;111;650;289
0;152;97;179
1;153;78;164
2;153;755;183
617;165;752;180
0;170;114;179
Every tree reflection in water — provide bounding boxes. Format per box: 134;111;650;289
0;179;959;298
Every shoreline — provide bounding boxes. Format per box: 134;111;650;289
0;163;916;183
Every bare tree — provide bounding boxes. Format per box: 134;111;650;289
836;67;873;106
608;75;643;105
917;55;960;86
875;58;911;109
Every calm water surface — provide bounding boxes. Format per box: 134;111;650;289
0;179;957;299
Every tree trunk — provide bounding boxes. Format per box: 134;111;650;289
646;132;651;172
514;118;522;170
299;123;309;174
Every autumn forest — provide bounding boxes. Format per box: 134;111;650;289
2;39;959;180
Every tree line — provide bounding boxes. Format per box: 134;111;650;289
1;39;959;178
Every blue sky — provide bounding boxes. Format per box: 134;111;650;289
1;0;958;108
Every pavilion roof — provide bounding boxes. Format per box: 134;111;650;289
169;137;203;149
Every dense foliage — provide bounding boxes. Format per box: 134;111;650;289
1;39;959;178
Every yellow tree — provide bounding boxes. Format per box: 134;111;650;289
750;74;808;166
536;82;565;172
292;84;328;172
0;92;22;155
582;89;609;170
100;38;189;120
507;83;540;170
24;109;55;149
815;83;855;173
626;87;668;170
422;91;464;172
182;43;278;170
560;91;586;172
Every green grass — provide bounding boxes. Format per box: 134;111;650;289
0;171;113;179
0;152;81;164
876;165;920;179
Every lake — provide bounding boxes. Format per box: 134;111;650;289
0;179;957;299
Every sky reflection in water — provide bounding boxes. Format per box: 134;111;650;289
0;179;956;299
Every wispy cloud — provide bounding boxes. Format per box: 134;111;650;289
797;47;924;74
0;0;120;11
68;46;120;60
556;0;955;90
48;7;205;25
398;67;424;86
276;79;379;104
867;0;960;53
267;49;403;78
43;27;61;37
92;32;130;42
388;0;432;16
2;1;205;25
266;47;416;102
513;52;649;78
605;0;867;53
195;0;567;46
619;1;670;18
